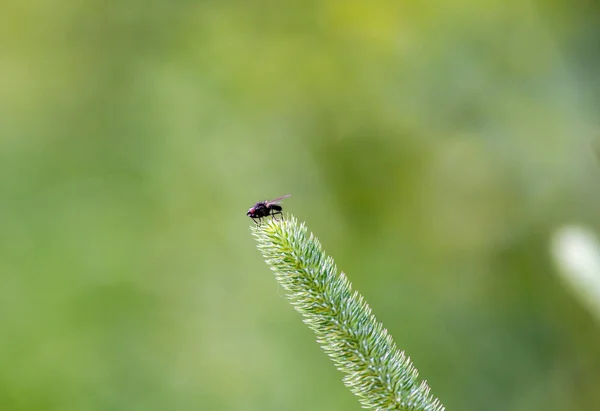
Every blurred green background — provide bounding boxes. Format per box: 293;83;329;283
2;1;600;410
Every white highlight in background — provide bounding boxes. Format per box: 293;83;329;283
552;225;600;322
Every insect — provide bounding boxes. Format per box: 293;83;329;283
247;194;292;225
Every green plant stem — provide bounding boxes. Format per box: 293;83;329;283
251;215;444;411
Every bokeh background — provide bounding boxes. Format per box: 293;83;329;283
2;1;600;410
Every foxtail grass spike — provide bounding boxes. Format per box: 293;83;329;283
251;215;444;411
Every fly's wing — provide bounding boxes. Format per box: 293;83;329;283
266;193;291;205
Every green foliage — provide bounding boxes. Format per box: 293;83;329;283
252;216;444;411
3;1;600;410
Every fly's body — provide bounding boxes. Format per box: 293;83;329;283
247;194;291;225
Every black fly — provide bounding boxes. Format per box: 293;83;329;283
247;194;291;225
